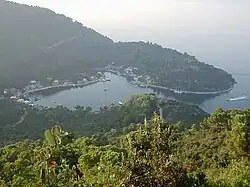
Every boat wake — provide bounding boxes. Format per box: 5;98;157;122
227;96;248;101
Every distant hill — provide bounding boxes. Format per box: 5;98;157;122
0;0;235;92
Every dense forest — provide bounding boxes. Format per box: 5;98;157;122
0;0;235;92
1;108;250;186
0;94;208;146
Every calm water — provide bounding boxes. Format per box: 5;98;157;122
19;0;250;113
30;2;250;113
33;73;250;113
200;75;250;113
33;73;166;110
95;2;250;113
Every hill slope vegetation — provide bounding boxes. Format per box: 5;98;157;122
0;94;208;146
0;0;235;92
1;108;250;186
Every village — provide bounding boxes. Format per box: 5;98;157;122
1;63;156;107
104;63;155;88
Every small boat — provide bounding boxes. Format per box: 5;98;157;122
118;101;123;105
104;89;108;92
174;90;184;94
226;96;248;102
34;96;40;101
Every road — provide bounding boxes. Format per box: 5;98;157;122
15;109;28;125
0;108;29;134
43;29;83;50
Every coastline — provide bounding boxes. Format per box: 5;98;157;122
158;96;211;114
147;83;234;95
24;80;99;95
106;69;235;96
23;72;234;115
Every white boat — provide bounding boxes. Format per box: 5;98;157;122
24;100;30;104
174;90;184;94
227;96;248;101
118;101;123;105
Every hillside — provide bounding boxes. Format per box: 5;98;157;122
1;109;250;186
0;0;235;92
0;94;208;146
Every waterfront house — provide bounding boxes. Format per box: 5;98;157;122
52;80;59;86
10;96;17;100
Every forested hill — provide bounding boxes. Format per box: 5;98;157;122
1;109;250;186
0;1;235;92
0;0;114;89
0;94;208;146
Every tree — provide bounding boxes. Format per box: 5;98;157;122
120;114;206;187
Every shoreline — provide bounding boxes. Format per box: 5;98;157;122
24;73;232;115
147;83;234;95
24;80;99;95
158;97;210;114
106;70;235;95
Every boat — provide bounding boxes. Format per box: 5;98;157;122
104;89;108;92
174;90;184;94
227;96;248;101
118;101;123;105
34;96;40;101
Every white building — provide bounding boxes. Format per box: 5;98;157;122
17;99;25;103
24;100;30;104
52;80;60;86
30;80;40;84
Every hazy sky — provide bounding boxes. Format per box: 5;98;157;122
11;0;250;72
12;0;250;31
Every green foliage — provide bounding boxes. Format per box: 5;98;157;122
180;109;250;186
44;129;56;146
0;95;207;146
1;109;250;186
120;114;206;187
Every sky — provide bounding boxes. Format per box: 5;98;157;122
11;0;250;73
12;0;250;30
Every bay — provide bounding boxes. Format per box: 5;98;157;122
33;73;250;113
32;73;166;110
200;75;250;113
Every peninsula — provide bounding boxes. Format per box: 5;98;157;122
0;1;235;94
